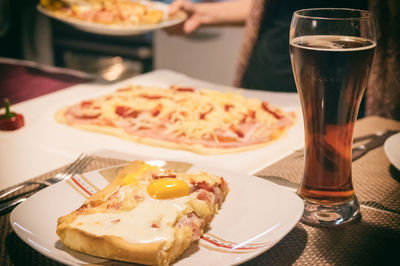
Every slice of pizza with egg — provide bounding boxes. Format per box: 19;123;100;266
56;160;229;265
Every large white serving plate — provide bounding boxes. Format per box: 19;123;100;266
0;70;304;189
10;159;304;265
37;1;186;36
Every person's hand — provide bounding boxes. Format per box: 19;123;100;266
166;0;251;35
167;0;221;35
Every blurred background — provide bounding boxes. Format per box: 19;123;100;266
0;0;244;85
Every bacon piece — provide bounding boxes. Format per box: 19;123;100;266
106;188;124;210
68;102;101;119
80;100;94;109
200;103;214;120
220;177;227;187
197;190;214;204
213;185;223;207
230;125;244;138
152;174;177;180
151;223;160;228
241;109;256;123
76;204;89;214
175;87;195;92
116;87;132;92
224;104;234;111
115;106;140;118
152;110;161;117
261;102;283;119
216;135;237;142
140;95;163;100
197;191;209;201
134;195;144;202
152;103;163;117
176;213;204;241
112;219;120;224
107;201;122;210
192;181;214;192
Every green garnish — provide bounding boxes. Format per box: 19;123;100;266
1;98;17;119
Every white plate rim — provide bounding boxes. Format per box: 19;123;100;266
384;132;400;171
9;159;304;266
37;2;187;36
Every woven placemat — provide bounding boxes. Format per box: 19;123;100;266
250;116;400;265
1;116;399;265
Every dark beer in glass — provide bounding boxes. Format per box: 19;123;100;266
289;9;376;226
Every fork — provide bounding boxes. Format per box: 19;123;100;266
0;153;93;204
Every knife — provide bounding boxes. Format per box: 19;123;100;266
352;130;399;161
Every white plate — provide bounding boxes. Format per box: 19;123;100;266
37;2;186;36
10;158;303;266
384;132;400;171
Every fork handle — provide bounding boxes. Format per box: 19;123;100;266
0;182;46;202
0;197;27;215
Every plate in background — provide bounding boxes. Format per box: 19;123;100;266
384;132;400;171
37;2;186;36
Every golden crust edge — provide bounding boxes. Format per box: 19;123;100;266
56;224;166;265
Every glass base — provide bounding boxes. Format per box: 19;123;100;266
300;197;361;227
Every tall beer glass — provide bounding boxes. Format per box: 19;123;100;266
289;8;376;226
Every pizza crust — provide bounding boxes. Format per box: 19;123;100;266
54;108;289;155
57;219;194;265
57;224;165;265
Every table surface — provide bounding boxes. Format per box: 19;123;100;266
1;59;399;266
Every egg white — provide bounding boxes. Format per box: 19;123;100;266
70;192;196;245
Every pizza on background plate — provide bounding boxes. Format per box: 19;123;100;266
40;0;165;25
55;85;296;154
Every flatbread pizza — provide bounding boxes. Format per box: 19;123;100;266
55;85;296;154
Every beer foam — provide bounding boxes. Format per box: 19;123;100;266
290;35;376;52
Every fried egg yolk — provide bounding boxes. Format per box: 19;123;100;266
147;178;190;199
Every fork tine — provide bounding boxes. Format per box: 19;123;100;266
0;154;93;209
53;155;92;184
65;154;93;176
73;156;93;174
62;153;85;174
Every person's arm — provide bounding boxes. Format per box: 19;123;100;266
169;0;253;34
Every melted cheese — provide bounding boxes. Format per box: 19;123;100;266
63;85;295;150
71;194;194;245
95;85;293;140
